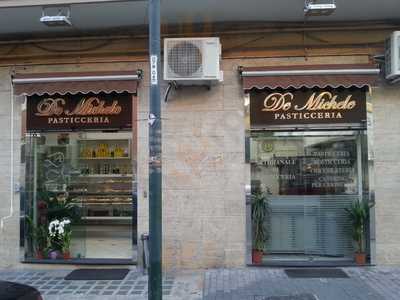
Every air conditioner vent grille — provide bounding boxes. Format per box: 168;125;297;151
167;40;203;78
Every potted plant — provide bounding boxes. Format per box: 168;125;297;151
251;187;270;264
26;216;49;259
34;225;49;259
61;223;72;259
345;201;374;265
48;218;72;259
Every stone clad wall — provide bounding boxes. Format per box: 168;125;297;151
0;66;20;268
160;63;246;269
372;84;400;265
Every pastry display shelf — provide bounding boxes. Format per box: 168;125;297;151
77;174;133;178
78;157;130;160
69;191;132;196
82;216;132;221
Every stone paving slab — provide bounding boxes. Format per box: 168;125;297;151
203;267;400;300
0;268;202;300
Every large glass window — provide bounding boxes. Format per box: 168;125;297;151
250;131;368;259
23;131;136;261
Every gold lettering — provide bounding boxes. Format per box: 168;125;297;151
262;93;293;111
294;92;357;111
36;98;65;116
66;97;121;116
36;96;122;118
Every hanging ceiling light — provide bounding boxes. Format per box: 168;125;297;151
304;0;336;17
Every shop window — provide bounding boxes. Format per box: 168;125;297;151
250;131;367;259
23;131;136;260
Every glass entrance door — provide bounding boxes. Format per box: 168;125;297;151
23;131;137;261
250;131;368;262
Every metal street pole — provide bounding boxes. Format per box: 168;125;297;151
148;0;162;299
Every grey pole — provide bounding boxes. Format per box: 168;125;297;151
148;0;162;299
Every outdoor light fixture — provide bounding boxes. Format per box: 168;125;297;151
304;0;336;17
40;7;72;27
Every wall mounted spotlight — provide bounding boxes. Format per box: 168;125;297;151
304;0;336;17
40;7;72;27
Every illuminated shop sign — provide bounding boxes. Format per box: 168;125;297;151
27;92;132;131
250;89;366;126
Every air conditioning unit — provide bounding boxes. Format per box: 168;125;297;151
385;31;400;80
163;37;223;85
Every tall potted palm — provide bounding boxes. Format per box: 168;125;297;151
251;187;270;264
345;201;374;265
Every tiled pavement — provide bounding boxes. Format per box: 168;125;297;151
0;268;202;300
2;266;400;299
203;267;400;300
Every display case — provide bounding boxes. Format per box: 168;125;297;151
68;138;135;224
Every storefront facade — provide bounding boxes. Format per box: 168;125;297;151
13;72;140;263
0;23;399;269
242;65;377;265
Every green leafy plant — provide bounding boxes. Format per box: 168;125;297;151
251;188;270;252
62;229;72;254
38;191;81;223
26;216;49;254
345;201;374;253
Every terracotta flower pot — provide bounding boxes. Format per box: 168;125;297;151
252;249;263;264
355;252;366;265
63;251;71;259
35;250;44;260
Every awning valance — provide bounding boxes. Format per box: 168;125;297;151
240;64;380;90
12;70;142;96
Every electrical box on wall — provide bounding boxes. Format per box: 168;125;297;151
385;31;400;80
163;37;223;85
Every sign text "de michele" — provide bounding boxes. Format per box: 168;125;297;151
263;91;356;121
27;92;132;131
36;97;122;125
250;89;366;126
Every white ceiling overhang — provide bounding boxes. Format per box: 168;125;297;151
0;0;399;40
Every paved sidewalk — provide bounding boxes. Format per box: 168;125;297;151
204;267;400;300
0;268;202;300
2;266;400;299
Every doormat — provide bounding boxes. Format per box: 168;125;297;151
255;294;318;300
285;268;349;278
65;268;130;280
